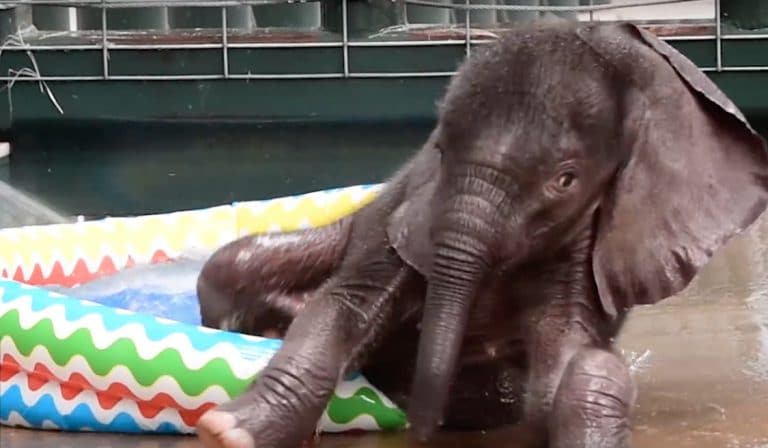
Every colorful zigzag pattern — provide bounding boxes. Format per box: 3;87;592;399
0;183;383;287
0;184;407;435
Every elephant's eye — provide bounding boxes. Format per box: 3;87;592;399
557;172;576;189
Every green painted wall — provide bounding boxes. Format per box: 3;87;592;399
3;37;768;130
3;121;429;216
5;116;768;218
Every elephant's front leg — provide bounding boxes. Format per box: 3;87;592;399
524;303;635;448
548;346;636;448
196;245;416;448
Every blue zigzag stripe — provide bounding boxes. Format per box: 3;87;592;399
0;384;183;433
0;279;283;356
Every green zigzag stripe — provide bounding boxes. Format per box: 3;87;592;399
1;309;408;430
1;309;251;397
327;387;407;429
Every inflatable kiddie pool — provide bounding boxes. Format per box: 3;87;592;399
0;184;409;435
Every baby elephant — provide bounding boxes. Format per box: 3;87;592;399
195;21;768;448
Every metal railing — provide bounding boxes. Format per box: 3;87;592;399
0;0;765;84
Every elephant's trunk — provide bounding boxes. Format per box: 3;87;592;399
407;187;502;441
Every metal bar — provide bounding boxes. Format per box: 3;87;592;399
9;32;768;53
6;64;768;83
348;39;486;47
3;0;322;7
707;65;768;72
0;75;107;81
341;0;349;78
227;41;340;48
715;0;722;71
1;44;104;50
721;33;768;40
661;35;717;41
404;0;704;12
0;71;446;81
101;0;109;79
0;34;749;53
0;39;500;51
318;64;768;73
221;6;229;78
0;35;715;52
464;0;470;57
82;74;227;79
347;71;457;77
68;5;76;30
0;0;703;10
0;73;342;81
100;43;225;49
71;42;342;50
222;73;345;79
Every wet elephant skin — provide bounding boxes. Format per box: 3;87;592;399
191;20;768;448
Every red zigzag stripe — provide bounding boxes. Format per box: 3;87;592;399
1;250;170;286
1;350;215;427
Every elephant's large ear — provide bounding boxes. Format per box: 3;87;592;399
385;136;442;276
386;169;438;277
586;24;768;318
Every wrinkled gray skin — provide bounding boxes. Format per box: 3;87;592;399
195;21;768;448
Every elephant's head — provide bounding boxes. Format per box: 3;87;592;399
387;22;768;440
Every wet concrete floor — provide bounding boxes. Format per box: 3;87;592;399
4;178;768;448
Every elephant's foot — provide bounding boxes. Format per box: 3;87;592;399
197;410;320;448
194;385;295;448
548;347;636;448
197;411;254;448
